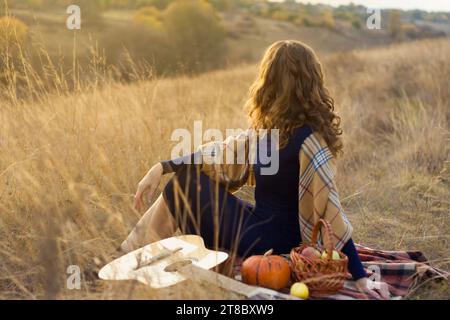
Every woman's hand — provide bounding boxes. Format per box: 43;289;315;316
355;277;391;300
134;163;163;211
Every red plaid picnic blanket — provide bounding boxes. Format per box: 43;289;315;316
234;244;449;300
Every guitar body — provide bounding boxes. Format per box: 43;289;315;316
99;235;228;288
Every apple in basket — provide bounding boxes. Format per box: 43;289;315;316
301;246;321;260
295;259;305;271
321;250;341;260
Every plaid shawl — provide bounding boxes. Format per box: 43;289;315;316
298;133;352;250
199;130;252;190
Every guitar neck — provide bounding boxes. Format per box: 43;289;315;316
179;264;296;300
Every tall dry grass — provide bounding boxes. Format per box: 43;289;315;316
0;38;449;299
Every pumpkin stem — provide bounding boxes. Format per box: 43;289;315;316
263;249;273;257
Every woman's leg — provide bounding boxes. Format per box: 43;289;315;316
120;194;176;253
163;166;265;257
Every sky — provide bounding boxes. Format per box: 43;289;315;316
285;1;450;12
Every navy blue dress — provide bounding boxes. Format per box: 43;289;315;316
161;126;367;280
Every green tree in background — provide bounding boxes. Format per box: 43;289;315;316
163;0;226;72
105;0;225;74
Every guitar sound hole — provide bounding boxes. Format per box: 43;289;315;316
164;259;193;272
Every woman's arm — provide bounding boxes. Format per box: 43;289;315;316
135;130;252;210
342;238;367;280
160;151;201;174
344;239;391;299
162;130;252;186
134;151;201;211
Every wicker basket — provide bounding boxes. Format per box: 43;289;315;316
290;219;348;297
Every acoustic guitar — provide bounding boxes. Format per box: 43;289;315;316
99;235;297;300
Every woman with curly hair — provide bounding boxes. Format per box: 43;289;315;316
121;40;390;299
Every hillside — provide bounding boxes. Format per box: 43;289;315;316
12;7;392;56
0;38;449;299
223;12;392;62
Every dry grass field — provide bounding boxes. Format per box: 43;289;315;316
0;38;449;299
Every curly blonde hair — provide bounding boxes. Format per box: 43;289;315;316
246;40;343;156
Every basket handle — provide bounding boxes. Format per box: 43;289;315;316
310;219;335;260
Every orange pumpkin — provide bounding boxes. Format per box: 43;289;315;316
241;249;291;290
